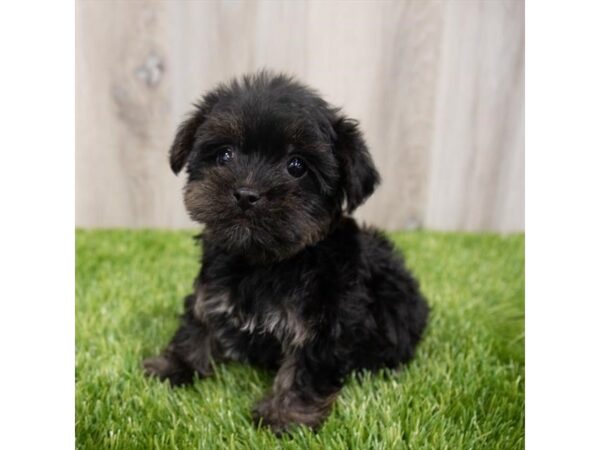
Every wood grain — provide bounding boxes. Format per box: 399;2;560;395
425;0;524;231
76;0;524;231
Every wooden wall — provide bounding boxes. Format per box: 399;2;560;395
76;0;524;231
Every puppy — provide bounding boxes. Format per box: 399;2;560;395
143;72;429;434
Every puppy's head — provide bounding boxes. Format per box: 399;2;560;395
171;72;379;262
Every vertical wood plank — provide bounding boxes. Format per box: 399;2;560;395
76;0;179;227
425;0;524;231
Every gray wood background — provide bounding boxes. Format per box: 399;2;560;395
76;0;524;231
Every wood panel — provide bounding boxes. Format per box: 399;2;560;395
76;0;524;231
425;0;525;231
76;0;183;227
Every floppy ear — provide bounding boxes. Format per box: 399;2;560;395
333;117;380;213
169;111;204;174
169;92;220;174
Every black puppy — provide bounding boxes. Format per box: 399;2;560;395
143;72;429;434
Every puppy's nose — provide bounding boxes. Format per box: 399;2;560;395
234;187;261;210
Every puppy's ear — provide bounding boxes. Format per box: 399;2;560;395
169;111;203;174
333;117;380;213
169;93;219;174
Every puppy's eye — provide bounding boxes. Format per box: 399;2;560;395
216;147;234;165
287;157;307;178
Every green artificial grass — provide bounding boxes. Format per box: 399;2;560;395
76;230;524;450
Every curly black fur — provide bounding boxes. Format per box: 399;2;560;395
143;72;429;434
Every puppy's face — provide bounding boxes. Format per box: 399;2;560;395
170;74;380;262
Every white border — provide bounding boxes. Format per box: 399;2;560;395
0;2;74;449
527;1;600;449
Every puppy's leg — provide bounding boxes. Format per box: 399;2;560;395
252;353;342;434
143;294;214;386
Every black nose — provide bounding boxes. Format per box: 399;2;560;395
234;187;260;210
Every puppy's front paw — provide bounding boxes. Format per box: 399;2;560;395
142;355;171;377
142;355;193;386
252;393;329;435
252;395;292;435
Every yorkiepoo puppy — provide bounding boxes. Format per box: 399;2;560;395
143;72;429;434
